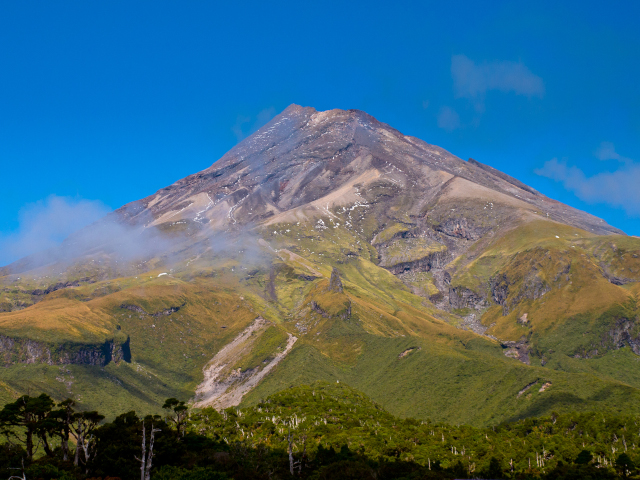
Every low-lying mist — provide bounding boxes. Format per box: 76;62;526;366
1;200;273;284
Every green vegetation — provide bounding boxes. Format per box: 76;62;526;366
7;104;640;479
236;326;289;372
2;200;640;438
399;270;440;297
378;237;446;268
242;322;640;426
3;383;640;479
371;223;410;245
1;215;640;429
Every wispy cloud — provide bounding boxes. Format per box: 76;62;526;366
0;195;111;266
594;141;633;164
0;194;262;272
232;107;276;141
451;55;544;110
437;106;460;132
535;145;640;215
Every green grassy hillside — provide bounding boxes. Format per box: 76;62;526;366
1;207;639;428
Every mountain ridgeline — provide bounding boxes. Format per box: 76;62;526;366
0;105;639;428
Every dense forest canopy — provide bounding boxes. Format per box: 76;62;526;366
1;382;638;479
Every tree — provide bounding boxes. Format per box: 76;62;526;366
575;449;593;465
93;411;143;479
56;399;76;462
287;423;295;475
162;398;188;438
7;457;26;480
71;410;105;472
136;416;162;480
0;394;58;460
616;452;635;478
482;456;502;479
450;460;466;478
284;415;308;475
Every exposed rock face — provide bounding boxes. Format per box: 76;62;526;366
572;314;640;360
510;275;551;307
120;303;185;317
600;266;634;286
608;318;640;354
434;218;485;241
311;298;351;321
490;274;510;315
329;268;343;293
489;262;552;316
29;277;92;296
0;336;131;366
310;301;329;318
449;286;488;311
468;158;539;195
0;277;96;312
342;301;352;320
266;268;278;302
502;338;530;364
137;105;618;235
380;247;448;276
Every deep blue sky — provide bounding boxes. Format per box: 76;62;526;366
1;1;639;265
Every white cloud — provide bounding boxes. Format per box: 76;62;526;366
0;195;264;271
535;150;640;215
0;195;111;266
451;54;545;101
594;141;632;164
437;106;461;132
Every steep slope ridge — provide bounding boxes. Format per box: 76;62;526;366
0;105;639;425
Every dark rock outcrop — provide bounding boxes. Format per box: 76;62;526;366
310;301;329;318
298;274;319;281
600;266;634;286
502;338;530;364
490;274;510;314
0;336;131;366
382;249;448;276
489;271;550;316
266;268;278;302
120;303;185;317
341;300;352;320
29;277;91;296
329;268;343;293
449;286;488;310
120;303;145;314
434;218;484;241
310;298;351;320
607;318;640;355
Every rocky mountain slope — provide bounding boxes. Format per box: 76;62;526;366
1;105;639;425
